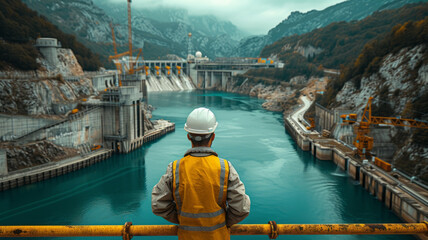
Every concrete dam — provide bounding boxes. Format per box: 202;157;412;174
0;46;281;188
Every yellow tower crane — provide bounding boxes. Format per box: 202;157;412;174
127;0;133;71
108;0;144;87
341;97;428;159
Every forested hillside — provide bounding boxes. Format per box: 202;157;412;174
258;3;427;80
0;0;101;71
236;0;427;57
321;17;428;109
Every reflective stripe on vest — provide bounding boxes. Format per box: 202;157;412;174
172;155;229;233
218;159;225;204
174;159;182;210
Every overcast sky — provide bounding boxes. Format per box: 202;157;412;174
112;0;346;34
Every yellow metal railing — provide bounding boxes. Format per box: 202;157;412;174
1;222;428;239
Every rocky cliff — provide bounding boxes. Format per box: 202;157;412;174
0;77;94;116
335;45;427;113
38;48;85;77
1;141;77;171
0;37;98;116
216;75;314;112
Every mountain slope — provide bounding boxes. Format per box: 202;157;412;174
237;0;428;57
0;0;101;71
22;0;248;63
257;3;428;82
92;1;247;58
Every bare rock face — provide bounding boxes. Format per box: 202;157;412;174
335;45;427;113
143;104;155;131
0;78;95;115
4;141;76;172
37;48;84;76
0;41;96;116
221;77;302;112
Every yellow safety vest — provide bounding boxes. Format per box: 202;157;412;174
172;154;230;240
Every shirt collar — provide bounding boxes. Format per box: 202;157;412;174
184;147;218;157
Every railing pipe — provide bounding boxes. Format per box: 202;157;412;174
0;223;427;238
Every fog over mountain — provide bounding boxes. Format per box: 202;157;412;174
100;0;345;34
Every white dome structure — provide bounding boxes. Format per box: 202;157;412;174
195;51;203;58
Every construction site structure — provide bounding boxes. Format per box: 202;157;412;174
176;65;181;75
35;38;61;66
322;129;331;138
127;0;133;71
341;96;428;162
101;87;144;153
100;0;147;152
108;0;145;86
306;117;315;130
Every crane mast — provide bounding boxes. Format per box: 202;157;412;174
127;0;133;72
110;23;118;55
108;0;144;86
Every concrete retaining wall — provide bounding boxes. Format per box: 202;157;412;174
0;150;112;192
284;117;310;151
0;114;57;141
16;107;103;150
116;122;175;154
285;116;428;239
0;120;175;191
333;151;347;170
0;150;7;176
48;108;103;148
315;103;334;132
315;144;333;160
348;160;360;181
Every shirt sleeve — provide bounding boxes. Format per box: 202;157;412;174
226;162;250;227
151;162;179;224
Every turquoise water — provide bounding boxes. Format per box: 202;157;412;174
0;91;414;239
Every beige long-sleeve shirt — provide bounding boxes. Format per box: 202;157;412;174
152;147;250;227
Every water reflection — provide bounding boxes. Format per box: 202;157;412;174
102;149;148;215
151;90;264;112
0;148;148;225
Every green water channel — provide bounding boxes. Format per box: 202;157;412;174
0;91;415;239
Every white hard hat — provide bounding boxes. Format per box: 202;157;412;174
184;107;218;134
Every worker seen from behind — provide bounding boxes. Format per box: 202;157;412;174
152;107;250;240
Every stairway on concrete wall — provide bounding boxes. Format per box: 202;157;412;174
14;107;101;145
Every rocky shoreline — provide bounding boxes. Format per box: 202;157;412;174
219;76;309;112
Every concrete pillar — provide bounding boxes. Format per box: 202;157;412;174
221;72;226;90
189;63;197;86
205;71;208;88
0;149;7;176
